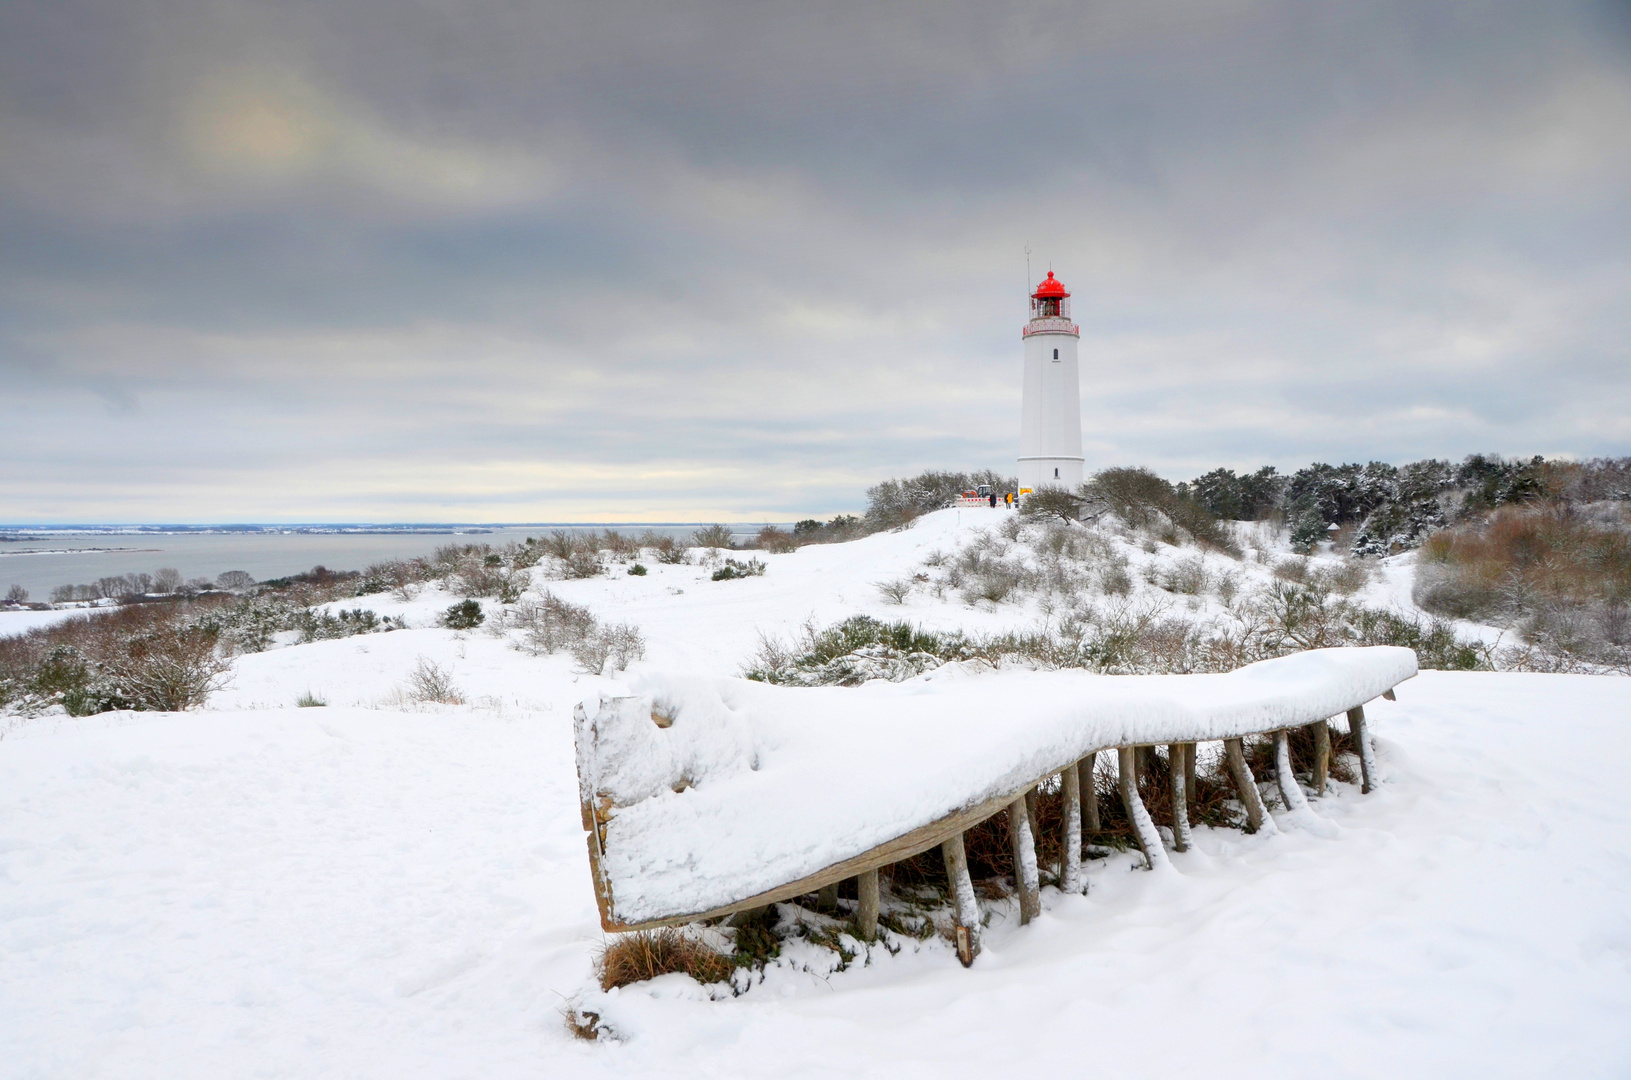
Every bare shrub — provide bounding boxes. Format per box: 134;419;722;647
557;548;603;580
600;530;639;561
408;657;463;704
962;563;1025;605
153;568;183;593
692;524;735;549
1085;467;1239;555
641;531;690;564
755;526;800;553
214;570;255;591
875;578;913;604
77;622;231;711
1098;557;1132;596
1272;558;1311;585
1159;556;1208;595
513;592;597;655
454;555;528;600
1322;560;1370;596
1020;485;1083;521
570;623;647;675
597;929;733;991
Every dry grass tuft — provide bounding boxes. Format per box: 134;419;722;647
596;929;734;991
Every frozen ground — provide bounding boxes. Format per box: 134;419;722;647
3;510;1629;1078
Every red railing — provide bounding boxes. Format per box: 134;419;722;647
1022;317;1079;338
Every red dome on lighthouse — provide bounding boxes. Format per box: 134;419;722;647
1031;271;1070;300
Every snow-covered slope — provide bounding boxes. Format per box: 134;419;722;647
3;510;1627;1078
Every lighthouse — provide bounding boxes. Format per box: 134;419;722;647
1018;270;1084;493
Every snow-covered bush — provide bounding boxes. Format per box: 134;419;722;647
509;591;646;673
712;558;765;581
293;606;386;642
746;616;973;686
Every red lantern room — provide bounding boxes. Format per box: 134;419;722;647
1030;271;1070;320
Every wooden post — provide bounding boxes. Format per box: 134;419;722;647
1060;763;1083;894
1382;688;1396;701
1347;705;1376;794
941;833;981;966
1223;737;1278;836
856;868;879;942
1135;745;1155;781
1183;742;1197;809
1008;796;1042;923
1309;720;1331;796
1024;788;1041;850
1274;730;1309;812
1079;752;1100;832
1168;743;1192;852
816;882;838;914
1117;746;1170;869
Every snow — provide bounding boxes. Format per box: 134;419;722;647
4;508;1630;1077
583;647;1415;925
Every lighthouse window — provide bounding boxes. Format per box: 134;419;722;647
1052;349;1059;360
1054;468;1060;479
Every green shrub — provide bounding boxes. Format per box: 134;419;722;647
442;600;484;629
712;558;766;581
627;563;648;576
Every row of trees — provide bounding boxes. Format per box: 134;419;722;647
1181;455;1631;555
46;569;257;604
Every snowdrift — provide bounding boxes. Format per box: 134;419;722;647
574;646;1417;930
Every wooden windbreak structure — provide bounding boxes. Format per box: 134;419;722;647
574;649;1413;966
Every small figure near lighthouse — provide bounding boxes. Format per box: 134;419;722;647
1018;270;1084;495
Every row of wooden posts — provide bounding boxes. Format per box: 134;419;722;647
822;701;1383;967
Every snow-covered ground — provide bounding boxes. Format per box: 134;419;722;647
4;509;1629;1078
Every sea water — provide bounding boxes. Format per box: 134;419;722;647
0;524;787;602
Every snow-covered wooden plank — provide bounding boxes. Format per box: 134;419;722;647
574;647;1415;930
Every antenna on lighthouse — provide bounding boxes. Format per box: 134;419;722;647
1024;244;1032;311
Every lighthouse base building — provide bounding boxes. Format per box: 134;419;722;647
1018;271;1084;494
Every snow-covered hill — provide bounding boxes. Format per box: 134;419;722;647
3;509;1629;1078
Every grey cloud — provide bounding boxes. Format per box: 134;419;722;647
1;0;1627;521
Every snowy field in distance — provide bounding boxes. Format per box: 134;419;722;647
3;508;1629;1078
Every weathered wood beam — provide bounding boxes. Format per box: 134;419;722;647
1382;688;1396;701
1183;742;1197;809
1079;751;1101;833
1224;737;1278;836
1309;720;1331;796
1274;730;1309;813
1008;796;1042;923
942;832;981;966
1060;762;1084;894
1168;743;1193;852
1347;705;1376;794
855;869;879;942
1118;746;1170;869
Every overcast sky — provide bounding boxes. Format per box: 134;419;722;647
3;0;1628;523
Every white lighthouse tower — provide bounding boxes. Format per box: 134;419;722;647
1018;270;1084;494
